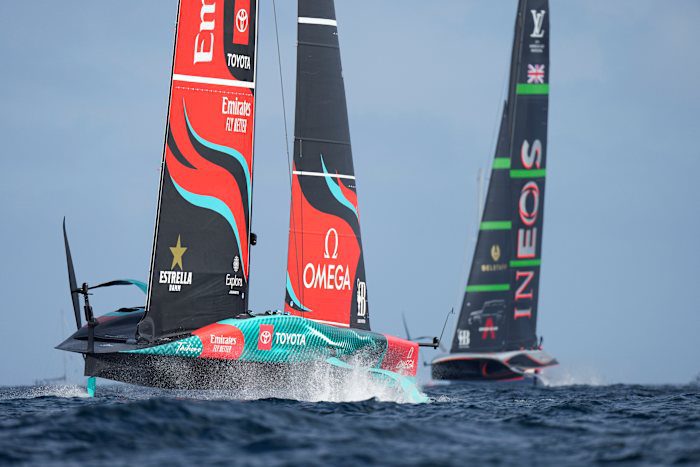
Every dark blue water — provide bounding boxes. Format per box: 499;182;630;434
1;383;699;466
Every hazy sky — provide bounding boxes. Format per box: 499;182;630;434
1;1;698;386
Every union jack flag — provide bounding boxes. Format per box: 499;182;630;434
527;64;545;84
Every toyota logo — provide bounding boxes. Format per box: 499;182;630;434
259;330;271;345
236;8;249;34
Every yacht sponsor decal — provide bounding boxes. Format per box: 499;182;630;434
258;324;273;351
159;235;192;292
226;255;244;295
395;346;416;373
194;323;245;359
481;243;507;272
232;0;250;45
275;332;307;346
480;317;498;340
227;0;254;72
257;323;307;351
222;96;251;133
303;228;352;291
194;0;216;64
380;335;419;376
457;329;471;348
513;137;544;321
284;157;364;327
491;244;501;262
176;340;201;354
529;10;546;38
356;279;367;324
528;9;547;54
527;64;545;84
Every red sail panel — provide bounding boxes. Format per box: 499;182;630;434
285;166;363;328
142;0;259;341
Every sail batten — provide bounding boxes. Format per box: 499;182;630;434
451;0;549;354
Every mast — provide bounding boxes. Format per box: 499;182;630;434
140;0;260;341
451;0;549;353
284;0;370;330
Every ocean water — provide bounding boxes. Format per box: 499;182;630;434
1;381;699;466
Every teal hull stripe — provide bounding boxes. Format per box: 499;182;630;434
120;315;427;401
124;315;383;365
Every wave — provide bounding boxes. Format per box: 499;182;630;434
0;385;91;401
538;365;606;387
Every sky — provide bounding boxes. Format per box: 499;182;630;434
0;1;698;386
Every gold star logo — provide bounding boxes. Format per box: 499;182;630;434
169;235;187;270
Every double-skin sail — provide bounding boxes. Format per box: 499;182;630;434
140;0;260;341
284;0;370;330
451;0;549;353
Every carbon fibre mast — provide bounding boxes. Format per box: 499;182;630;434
431;0;557;382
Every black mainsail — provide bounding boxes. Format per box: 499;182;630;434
284;0;370;330
442;0;553;374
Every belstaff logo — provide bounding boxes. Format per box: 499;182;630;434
233;0;251;45
481;244;507;273
258;324;273;351
490;244;501;262
530;10;546;38
159;235;193;292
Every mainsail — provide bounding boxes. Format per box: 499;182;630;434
284;0;370;329
140;0;259;341
451;0;549;353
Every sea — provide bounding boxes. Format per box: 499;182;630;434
1;378;699;466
